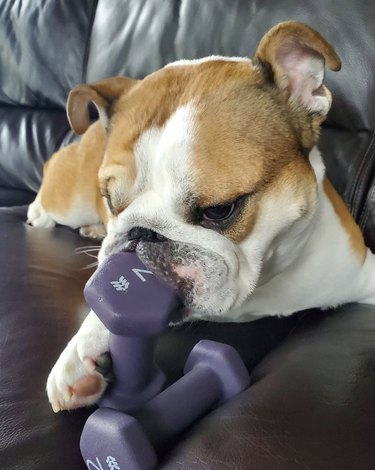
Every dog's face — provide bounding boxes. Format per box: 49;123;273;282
68;22;340;319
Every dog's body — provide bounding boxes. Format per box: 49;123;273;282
27;22;375;412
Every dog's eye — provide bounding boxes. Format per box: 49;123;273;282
193;193;253;229
102;192;117;215
202;203;235;221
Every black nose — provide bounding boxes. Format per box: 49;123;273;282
127;227;167;242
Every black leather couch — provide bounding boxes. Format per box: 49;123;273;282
1;1;374;469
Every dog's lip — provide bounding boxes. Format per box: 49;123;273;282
119;239;140;253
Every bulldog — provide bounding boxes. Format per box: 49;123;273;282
27;22;375;412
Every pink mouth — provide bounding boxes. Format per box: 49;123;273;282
135;240;211;308
172;263;207;296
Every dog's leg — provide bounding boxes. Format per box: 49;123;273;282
79;223;107;240
27;193;56;228
28;122;107;235
46;310;110;412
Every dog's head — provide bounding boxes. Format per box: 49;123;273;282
68;22;340;319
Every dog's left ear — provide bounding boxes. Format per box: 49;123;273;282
67;76;138;135
254;21;341;116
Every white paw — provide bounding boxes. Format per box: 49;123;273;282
27;194;56;228
47;324;110;412
79;223;106;240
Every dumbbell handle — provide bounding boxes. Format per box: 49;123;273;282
134;362;222;449
100;334;166;412
110;335;156;391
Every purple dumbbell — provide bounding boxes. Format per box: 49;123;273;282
80;252;250;470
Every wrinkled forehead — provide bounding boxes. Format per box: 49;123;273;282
104;55;263;151
133;103;197;203
100;57;298;203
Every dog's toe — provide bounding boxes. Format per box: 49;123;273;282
79;223;106;240
47;336;109;412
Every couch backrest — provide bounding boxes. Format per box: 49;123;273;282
0;0;374;249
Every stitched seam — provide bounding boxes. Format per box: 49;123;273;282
82;0;99;83
349;130;375;219
357;132;375;227
359;174;375;229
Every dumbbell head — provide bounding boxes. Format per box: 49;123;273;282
84;252;180;336
183;340;250;402
80;408;157;470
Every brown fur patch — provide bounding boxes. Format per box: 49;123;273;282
41;121;106;221
186;63;317;242
225;158;317;243
191;72;301;205
100;60;265;197
323;178;367;263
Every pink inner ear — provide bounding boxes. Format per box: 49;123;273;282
277;43;328;113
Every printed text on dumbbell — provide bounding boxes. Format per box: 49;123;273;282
110;267;154;292
86;456;120;470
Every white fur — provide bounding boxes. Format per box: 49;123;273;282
27;194;56;228
28;193;101;230
48;197;100;229
166;55;252;68
229;148;375;320
46;310;109;412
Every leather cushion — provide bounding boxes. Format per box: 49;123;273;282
0;0;97;108
1;206;374;469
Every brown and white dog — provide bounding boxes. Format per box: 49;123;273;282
27;22;375;412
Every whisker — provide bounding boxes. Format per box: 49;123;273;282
74;248;100;255
81;261;99;270
76;248;101;253
84;252;98;259
75;245;101;252
76;244;101;250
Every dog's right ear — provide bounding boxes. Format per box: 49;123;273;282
67;76;138;135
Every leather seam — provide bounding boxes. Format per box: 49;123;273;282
359;174;375;230
349;130;375;220
357;132;375;228
82;0;99;83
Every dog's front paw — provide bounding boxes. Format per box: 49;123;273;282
47;328;110;412
79;223;106;240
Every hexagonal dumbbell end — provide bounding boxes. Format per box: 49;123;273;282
84;252;180;336
184;340;251;403
80;408;157;470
